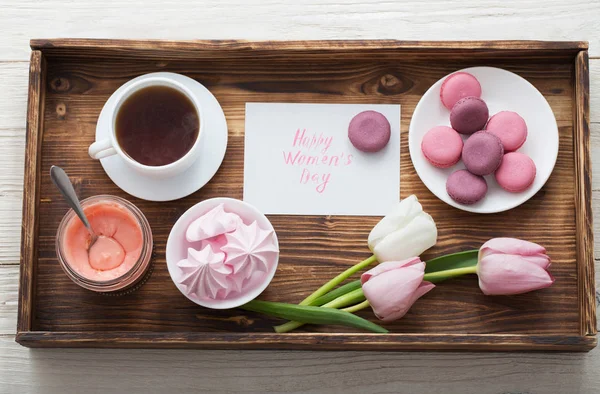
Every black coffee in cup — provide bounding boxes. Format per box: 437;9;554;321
115;85;200;166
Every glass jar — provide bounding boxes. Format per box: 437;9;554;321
55;195;153;292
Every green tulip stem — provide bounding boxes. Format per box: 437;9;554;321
311;280;363;306
321;288;366;309
273;320;302;334
342;300;371;313
423;265;478;282
273;255;376;333
299;254;377;306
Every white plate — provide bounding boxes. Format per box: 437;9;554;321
95;72;228;201
165;198;279;309
408;67;559;214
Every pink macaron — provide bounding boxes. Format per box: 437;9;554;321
485;111;528;152
348;110;391;152
440;72;482;110
421;126;463;168
495;152;537;193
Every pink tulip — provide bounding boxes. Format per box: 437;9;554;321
477;237;554;296
361;257;435;322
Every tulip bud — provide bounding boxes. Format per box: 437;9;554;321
361;258;435;321
368;195;437;262
477;237;554;295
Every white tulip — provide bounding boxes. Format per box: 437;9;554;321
368;195;437;262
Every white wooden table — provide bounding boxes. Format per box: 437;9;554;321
1;1;600;392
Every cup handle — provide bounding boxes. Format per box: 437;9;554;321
89;139;117;160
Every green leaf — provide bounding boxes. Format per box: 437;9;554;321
424;249;479;283
425;249;479;273
241;300;388;333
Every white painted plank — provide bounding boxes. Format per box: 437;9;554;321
0;129;25;265
0;62;28;130
591;122;600;192
0;266;18;335
0;0;599;61
591;60;599;123
0;63;27;263
0;335;599;394
0;63;27;264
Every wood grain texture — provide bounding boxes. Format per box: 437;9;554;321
2;63;600;266
575;51;596;336
2;0;600;60
29;38;588;60
14;331;598;351
18;51;44;334
14;41;594;350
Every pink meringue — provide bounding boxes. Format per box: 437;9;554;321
186;203;241;242
177;245;232;299
167;198;280;309
222;221;279;282
200;234;228;254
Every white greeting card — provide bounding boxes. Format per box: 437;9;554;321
243;103;401;216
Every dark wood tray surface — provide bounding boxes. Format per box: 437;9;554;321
17;40;595;350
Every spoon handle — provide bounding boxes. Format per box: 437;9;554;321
50;166;93;231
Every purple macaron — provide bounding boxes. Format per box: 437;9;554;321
462;131;504;176
446;169;488;205
348;110;391;152
450;97;489;135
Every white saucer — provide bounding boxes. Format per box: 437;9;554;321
408;67;559;214
95;72;228;201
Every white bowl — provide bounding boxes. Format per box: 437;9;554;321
166;198;279;309
408;66;559;214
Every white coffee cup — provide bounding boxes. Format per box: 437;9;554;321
89;75;204;179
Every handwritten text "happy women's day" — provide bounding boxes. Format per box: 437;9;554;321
282;129;353;193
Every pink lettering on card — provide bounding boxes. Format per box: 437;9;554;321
283;128;353;194
292;128;305;148
282;150;301;165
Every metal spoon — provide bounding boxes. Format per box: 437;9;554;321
50;166;98;249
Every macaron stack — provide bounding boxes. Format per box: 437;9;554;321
421;71;537;205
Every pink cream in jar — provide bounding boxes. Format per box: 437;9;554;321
55;195;153;292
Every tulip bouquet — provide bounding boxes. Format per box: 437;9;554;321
241;195;554;333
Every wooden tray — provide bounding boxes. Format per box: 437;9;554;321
17;39;595;351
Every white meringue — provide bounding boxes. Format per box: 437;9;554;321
222;221;279;281
186;204;241;242
177;245;232;299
